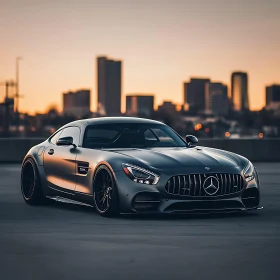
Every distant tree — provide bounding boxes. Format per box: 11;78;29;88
45;104;59;116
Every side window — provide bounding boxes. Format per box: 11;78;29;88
50;130;63;145
58;127;81;146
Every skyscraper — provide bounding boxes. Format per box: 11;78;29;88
205;82;229;116
126;95;154;117
183;78;210;112
97;56;122;116
266;84;280;110
230;72;249;111
63;89;91;117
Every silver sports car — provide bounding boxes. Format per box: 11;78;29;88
21;117;261;217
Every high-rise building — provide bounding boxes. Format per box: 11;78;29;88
205;82;229;115
266;84;280;110
97;56;122;116
183;78;210;112
126;95;154;117
230;72;249;111
63;89;91;117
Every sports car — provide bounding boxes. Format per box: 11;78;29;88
21;117;261;217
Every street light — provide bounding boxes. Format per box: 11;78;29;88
15;56;22;112
15;56;23;135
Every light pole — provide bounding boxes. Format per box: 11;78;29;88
15;56;23;135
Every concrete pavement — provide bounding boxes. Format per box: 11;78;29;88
0;163;279;280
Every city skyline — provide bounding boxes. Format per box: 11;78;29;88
1;56;278;115
0;0;279;114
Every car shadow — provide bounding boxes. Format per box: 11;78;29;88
122;211;260;221
46;199;261;220
46;199;95;214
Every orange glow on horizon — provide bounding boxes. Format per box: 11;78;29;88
0;1;279;115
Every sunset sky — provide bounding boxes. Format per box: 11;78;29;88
0;0;279;114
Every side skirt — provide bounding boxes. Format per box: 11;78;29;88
46;196;93;208
47;184;94;207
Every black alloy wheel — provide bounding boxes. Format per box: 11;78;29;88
21;158;46;205
93;166;119;217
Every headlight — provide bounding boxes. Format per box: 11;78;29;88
122;163;160;185
243;161;255;182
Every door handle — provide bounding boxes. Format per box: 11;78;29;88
48;149;54;155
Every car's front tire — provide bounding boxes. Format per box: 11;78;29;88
93;165;119;217
21;158;46;205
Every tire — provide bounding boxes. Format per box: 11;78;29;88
93;165;119;217
21;158;46;205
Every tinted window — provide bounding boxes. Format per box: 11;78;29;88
144;128;178;146
58;126;81;146
50;130;63;145
83;123;186;149
86;128;119;139
144;129;157;141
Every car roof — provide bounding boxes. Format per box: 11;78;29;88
63;117;164;128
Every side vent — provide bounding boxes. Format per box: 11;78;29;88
77;161;90;175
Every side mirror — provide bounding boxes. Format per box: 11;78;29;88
186;135;198;147
56;136;76;148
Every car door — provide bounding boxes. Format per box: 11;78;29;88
75;125;117;195
44;126;81;192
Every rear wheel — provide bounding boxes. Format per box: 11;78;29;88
21;158;46;205
93;165;119;217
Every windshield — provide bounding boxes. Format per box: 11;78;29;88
83;123;187;149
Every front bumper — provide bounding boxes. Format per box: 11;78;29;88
114;166;261;214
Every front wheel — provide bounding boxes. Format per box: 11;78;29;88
93;165;119;217
21;158;46;205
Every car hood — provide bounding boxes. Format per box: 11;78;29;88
107;146;243;170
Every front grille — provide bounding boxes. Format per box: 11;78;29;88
165;173;244;197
